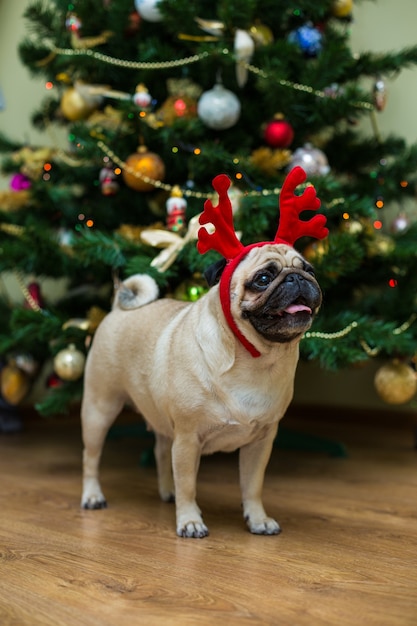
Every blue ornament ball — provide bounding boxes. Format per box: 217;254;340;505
288;23;323;57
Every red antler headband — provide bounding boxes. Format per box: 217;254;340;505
197;166;329;357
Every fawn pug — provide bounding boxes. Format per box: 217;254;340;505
81;167;328;538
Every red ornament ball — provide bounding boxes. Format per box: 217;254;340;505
263;117;294;148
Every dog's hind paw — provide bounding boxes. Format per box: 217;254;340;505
177;521;209;539
246;516;281;536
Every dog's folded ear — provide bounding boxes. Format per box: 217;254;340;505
204;258;227;286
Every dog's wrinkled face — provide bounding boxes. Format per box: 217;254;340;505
229;244;322;344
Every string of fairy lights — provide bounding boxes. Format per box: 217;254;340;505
6;33;417;366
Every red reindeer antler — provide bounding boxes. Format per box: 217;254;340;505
197;167;328;260
275;166;328;245
197;174;243;258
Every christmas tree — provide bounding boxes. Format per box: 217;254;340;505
2;0;417;420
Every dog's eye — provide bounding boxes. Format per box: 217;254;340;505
252;271;274;290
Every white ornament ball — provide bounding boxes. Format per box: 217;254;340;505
53;344;86;381
289;143;330;176
134;0;162;22
197;84;241;130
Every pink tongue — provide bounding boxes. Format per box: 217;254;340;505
284;304;312;315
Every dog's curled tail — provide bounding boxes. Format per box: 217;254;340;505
112;274;159;311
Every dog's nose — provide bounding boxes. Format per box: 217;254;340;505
284;273;304;283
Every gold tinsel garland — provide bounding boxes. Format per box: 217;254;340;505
36;44;374;113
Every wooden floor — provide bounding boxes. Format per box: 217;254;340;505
0;409;416;626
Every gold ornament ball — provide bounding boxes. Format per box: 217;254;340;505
249;21;274;46
374;360;417;405
122;147;165;192
302;239;329;263
54;344;86;381
331;0;353;18
61;87;98;121
1;363;31;405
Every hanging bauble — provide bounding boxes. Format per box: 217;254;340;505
249;21;274;47
23;281;44;310
157;95;197;126
366;233;395;257
1;363;31;405
234;29;255;87
197;83;241;130
125;10;142;36
288;143;330;176
390;213;410;234
166;186;187;232
374;360;417;405
132;84;152;109
331;0;353;18
99;164;119;196
65;12;82;33
13;353;39;377
302;239;329;264
251;147;292;177
10;173;31;191
122;146;165;192
174;274;209;302
263;115;294;148
134;0;162;22
373;77;387;112
60;86;100;121
53;344;86;381
288;23;323;58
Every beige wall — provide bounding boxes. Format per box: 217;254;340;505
1;0;417;411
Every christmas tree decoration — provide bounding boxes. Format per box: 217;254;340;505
0;362;31;405
141;214;201;273
197;82;241;130
124;10;142;37
234;29;255;87
249;21;274;47
302;239;329;264
4;0;417;417
155;79;201;126
174;274;208;302
23;282;45;310
65;12;82;33
53;344;86;381
366;233;395;257
263;115;294;148
374;360;417;404
288;23;323;57
99;164;119;196
166;186;187;232
132;83;152;109
289;143;330;176
60;85;102;121
13;353;39;377
250;147;292;177
134;0;163;22
10;173;31;191
390;212;410;233
373;77;387;111
331;0;354;18
122;146;165;192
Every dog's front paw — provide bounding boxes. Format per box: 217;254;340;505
81;483;107;510
82;494;108;510
177;521;209;539
245;515;281;536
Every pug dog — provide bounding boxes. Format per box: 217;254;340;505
81;167;328;538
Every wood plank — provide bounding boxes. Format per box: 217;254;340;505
0;411;416;625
